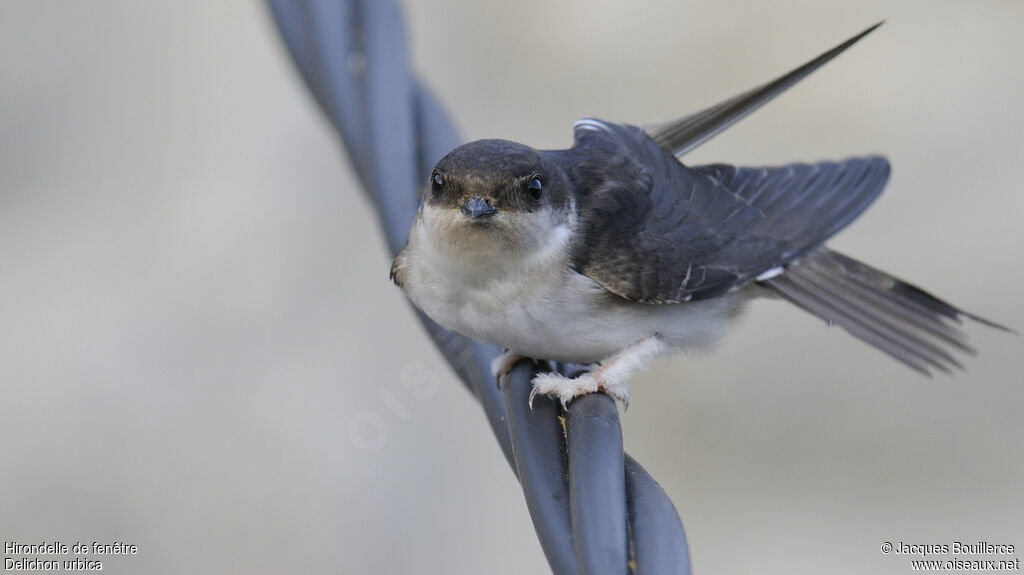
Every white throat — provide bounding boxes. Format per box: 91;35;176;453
415;204;576;290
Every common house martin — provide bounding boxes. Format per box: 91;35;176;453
390;23;1008;407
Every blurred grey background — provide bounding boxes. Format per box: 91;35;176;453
2;1;1022;574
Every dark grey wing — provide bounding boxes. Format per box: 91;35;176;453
566;120;890;303
762;247;1010;375
646;22;882;157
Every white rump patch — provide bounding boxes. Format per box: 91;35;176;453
755;266;785;281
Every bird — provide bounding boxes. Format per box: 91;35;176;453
390;22;1008;408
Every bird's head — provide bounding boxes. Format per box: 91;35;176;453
417;139;575;259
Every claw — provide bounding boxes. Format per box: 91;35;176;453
528;371;630;410
522;335;662;409
528;386;540;410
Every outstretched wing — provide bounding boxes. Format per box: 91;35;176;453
646;22;882;157
567;120;890;303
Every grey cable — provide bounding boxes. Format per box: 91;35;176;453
267;1;692;572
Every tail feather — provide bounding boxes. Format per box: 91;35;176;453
796;262;973;354
761;248;1006;375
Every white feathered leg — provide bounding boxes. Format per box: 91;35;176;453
530;335;669;409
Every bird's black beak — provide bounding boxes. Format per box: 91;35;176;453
461;196;498;219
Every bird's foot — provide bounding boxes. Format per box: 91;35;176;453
491;349;529;388
529;370;631;410
527;335;668;410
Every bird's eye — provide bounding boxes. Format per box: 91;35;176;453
527;177;543;200
431;171;443;195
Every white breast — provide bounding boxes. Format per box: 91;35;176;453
399;216;746;364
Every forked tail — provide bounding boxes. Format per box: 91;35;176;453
760;248;1010;375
